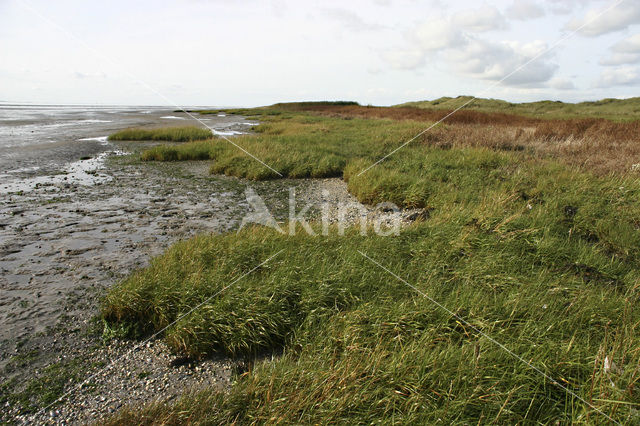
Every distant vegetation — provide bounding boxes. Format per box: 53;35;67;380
196;102;359;117
140;104;640;178
139;113;424;182
103;100;640;423
272;100;359;108
108;126;211;142
398;95;640;121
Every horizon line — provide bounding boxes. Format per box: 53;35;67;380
1;94;639;109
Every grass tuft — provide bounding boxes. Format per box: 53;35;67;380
108;126;212;142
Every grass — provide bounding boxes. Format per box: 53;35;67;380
100;99;640;423
1;358;90;413
108;126;212;142
140;104;640;183
140;112;430;182
399;95;640;121
104;137;640;423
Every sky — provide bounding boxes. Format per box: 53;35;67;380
1;0;640;106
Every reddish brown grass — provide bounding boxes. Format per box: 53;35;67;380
281;104;541;126
281;104;640;176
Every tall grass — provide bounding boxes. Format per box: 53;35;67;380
104;104;640;423
139;114;430;181
108;126;212;142
104;152;640;423
141;107;640;186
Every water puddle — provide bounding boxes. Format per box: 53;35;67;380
0;150;123;194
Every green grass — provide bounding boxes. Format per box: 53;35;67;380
196;101;359;116
104;147;640;423
140;111;437;185
1;358;89;413
108;126;212;142
399;95;640;121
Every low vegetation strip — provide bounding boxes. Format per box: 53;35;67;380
104;143;640;422
137;105;640;185
280;103;640;144
108;126;212;142
398;95;640;121
139;113;429;182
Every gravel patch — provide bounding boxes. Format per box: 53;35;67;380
13;339;233;425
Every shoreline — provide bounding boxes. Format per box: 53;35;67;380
0;109;264;422
1;154;250;423
1;132;418;423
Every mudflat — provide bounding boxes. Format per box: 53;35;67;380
0;109;270;421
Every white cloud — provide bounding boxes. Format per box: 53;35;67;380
445;39;557;86
612;33;640;53
600;34;640;65
410;19;466;51
549;77;575;90
383;9;558;87
323;8;384;32
453;5;507;32
596;66;640;87
566;3;640;37
599;53;640;66
384;17;466;70
506;0;545;21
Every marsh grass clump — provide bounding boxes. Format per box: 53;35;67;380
140;141;216;161
108;126;212;142
139;113;428;181
104;151;640;423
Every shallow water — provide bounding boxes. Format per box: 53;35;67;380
0;105;254;194
0;105;169;186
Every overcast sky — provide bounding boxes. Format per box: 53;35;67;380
2;0;640;106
